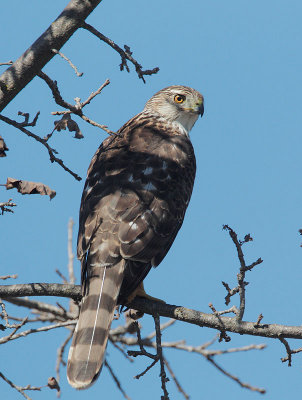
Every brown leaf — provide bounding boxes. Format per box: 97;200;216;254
0;136;9;157
6;178;56;200
54;114;83;139
47;376;60;392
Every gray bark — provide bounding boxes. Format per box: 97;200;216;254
1;282;302;340
0;0;102;112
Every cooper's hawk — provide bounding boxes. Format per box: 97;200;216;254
67;85;204;389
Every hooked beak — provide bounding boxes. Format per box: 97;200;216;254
198;102;204;118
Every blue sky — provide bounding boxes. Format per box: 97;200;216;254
1;0;302;399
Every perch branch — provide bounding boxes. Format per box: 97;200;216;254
1;283;302;340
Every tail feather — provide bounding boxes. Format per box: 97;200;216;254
67;260;125;389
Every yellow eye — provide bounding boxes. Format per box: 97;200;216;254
174;94;186;104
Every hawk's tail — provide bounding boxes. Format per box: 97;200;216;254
67;260;125;389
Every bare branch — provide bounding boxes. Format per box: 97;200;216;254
51;49;83;77
17;111;40;127
147;318;176;340
0;320;75;344
5;297;76;320
104;361;131;400
206;356;266;394
0;0;103;111
279;337;292;366
254;313;264;328
56;330;73;385
164;358;189;400
0;371;32;400
82;23;159;83
223;225;248;321
38;71;114;135
0;113;81;181
0;199;16;215
0;274;18;281
80;79;110;108
55;269;68;284
154;314;170;400
128;322;157;360
0;61;13;67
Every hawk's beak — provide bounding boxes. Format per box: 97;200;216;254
198;102;204;118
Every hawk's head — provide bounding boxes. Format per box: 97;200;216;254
143;85;204;134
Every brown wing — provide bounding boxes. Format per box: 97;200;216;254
77;113;196;300
68;113;196;388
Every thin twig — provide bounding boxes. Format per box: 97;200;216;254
56;330;73;384
82;23;159;83
104;360;131;400
0;199;17;215
279;337;292;366
223;225;247;321
281;346;302;363
80;79;110;108
0;372;32;400
55;269;68;284
154;314;170;400
0;320;75;344
51;49;83;77
206;356;266;394
0;300;22;328
0;274;18;281
164;358;189;400
0;114;81;181
0;61;13;66
111;341;134;362
127;322;157;360
134;359;158;379
147;318;176;340
5;297;75;320
17;111;40;127
38;71;114;135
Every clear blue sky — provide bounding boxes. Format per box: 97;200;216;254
1;0;302;399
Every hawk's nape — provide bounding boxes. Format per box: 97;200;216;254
67;85;204;389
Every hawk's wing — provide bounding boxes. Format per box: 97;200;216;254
67;113;196;388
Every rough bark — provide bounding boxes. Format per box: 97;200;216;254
0;0;102;112
1;283;302;340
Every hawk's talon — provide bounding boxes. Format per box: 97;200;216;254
127;281;166;304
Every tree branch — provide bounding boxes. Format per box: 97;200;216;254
0;113;81;181
0;0;103;111
1;283;302;340
82;23;159;83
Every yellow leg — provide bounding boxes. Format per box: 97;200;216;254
127;281;166;304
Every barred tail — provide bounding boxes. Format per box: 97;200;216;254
67;260;125;389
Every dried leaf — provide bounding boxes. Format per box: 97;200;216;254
54;114;69;131
6;178;56;200
54;114;83;139
47;377;60;392
0;136;9;157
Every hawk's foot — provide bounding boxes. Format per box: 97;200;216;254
127;282;166;304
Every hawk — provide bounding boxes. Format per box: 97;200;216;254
67;85;204;389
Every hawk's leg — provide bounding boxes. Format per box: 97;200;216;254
127;281;166;304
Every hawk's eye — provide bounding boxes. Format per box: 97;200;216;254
174;94;186;104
